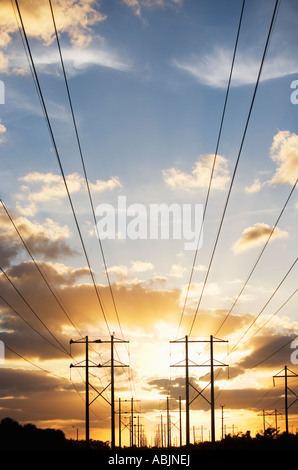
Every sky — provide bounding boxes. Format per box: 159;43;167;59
0;0;298;446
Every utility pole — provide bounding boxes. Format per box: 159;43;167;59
273;366;298;435
131;398;134;446
274;409;282;437
258;409;281;436
70;336;102;448
170;335;228;445
70;334;129;450
119;398;121;448
167;396;171;447
129;397;140;447
160;414;164;448
179;396;182;447
260;410;266;434
101;335;129;449
220;405;225;440
185;335;190;447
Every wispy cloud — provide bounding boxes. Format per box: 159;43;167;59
232;223;288;254
122;0;183;18
1;1;130;76
0;120;7;144
0;213;74;267
0;0;106;49
6;43;131;77
245;130;298;193
107;260;154;279
172;47;298;88
16;171;122;216
162;154;230;191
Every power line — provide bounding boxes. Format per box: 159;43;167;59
1;273;111;402
176;0;246;339
214;278;297;403
48;0;124;341
229;257;297;355
236;288;297;352
188;0;280;337
12;0;137;407
4;344;67;380
214;177;297;337
0;293;66;355
215;295;298;403
0;266;69;356
13;0;111;336
47;0;136;399
0;198;83;338
4;343;105;422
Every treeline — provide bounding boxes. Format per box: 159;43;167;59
1;417;297;451
191;429;298;450
0;417;109;450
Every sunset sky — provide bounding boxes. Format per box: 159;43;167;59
0;0;297;446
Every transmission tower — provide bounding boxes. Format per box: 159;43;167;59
70;334;129;449
170;335;228;445
273;365;298;435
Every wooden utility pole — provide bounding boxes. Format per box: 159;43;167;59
185;336;190;446
179;396;182;447
273;366;298;435
70;336;102;448
220;405;225;440
170;335;228;445
167;396;171;447
210;335;215;442
70;335;129;449
131;397;134;446
119;398;121;448
160;414;163;448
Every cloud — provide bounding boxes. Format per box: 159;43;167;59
1;1;130;76
237;333;297;370
269;130;298;186
0;259;180;360
245;130;298;193
162;154;230;191
145;375;285;413
232;223;288;254
122;0;183;17
16;171;122;216
107;260;154;279
130;260;154;273
244;178;263;194
0;121;7;144
172;47;298;88
169;263;186;278
9;44;131;77
0;0;106;50
0;212;75;267
0;368;107;427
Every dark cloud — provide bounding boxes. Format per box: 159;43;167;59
0;368;71;395
146;374;296;414
232;223;288;253
237;334;297;370
0;368;110;429
0;213;76;268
